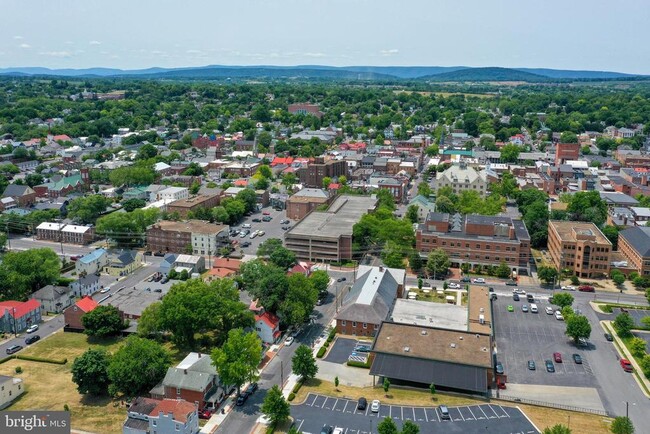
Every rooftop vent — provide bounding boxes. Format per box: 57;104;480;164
459;336;463;340
480;307;485;313
450;343;456;348
420;330;427;336
403;346;410;352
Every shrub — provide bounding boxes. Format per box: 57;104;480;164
15;355;67;365
316;347;326;358
346;359;371;369
600;305;613;313
15;366;22;374
287;392;295;401
327;328;336;341
63;404;70;412
292;381;303;394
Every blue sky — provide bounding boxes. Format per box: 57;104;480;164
1;0;649;73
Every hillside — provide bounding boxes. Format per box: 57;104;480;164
421;67;549;82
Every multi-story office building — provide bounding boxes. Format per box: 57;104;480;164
618;226;650;276
548;220;612;278
297;157;348;188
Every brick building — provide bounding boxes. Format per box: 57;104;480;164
618;227;650;277
297;157;348;188
36;222;95;244
288;103;323;118
147;220;230;255
548;221;612;278
555;142;580;165
285;188;330;220
335;266;405;337
416;213;531;274
166;194;221;218
1;185;37;207
63;296;98;331
435;163;489;198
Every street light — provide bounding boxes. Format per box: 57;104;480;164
625;401;636;419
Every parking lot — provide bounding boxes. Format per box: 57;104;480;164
231;206;289;255
612;307;650;327
493;292;597;387
292;394;538;434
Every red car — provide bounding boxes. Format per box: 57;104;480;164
198;409;213;419
553;352;562;363
578;285;595;292
620;359;634;373
262;211;271;215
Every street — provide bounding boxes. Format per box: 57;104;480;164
0;315;65;358
7;235;95;258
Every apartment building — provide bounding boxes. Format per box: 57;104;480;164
416;213;531;273
285;195;377;262
618;227;650;276
156;186;189;202
435;163;488;198
146;220;230;256
548;220;612;278
285;188;330;220
36;222;95;244
297;157;347;188
166;194;221;218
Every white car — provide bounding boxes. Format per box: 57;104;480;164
371;400;381;412
555;311;564;321
284;336;294;346
333;428;344;434
545;306;554;315
249;232;257;239
512;288;526;295
257;230;265;236
562;285;576;291
448;282;461;289
26;324;39;333
100;287;110;294
472;278;486;284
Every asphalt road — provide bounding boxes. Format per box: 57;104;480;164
0;315;65;358
7;235;94;257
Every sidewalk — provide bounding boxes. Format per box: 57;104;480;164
200;396;235;434
601;320;650;398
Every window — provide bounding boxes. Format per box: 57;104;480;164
352;321;357;327
152;420;157;427
176;387;181;395
363;323;367;329
341;320;346;326
476;244;481;249
176;424;181;431
374;324;379;330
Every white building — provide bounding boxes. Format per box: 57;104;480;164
157;186;189;202
435;162;488;198
75;248;109;276
71;274;101;298
0;375;24;409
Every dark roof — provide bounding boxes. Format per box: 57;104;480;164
465;214;511;225
336;267;402;324
426;212;450;223
2;184;34;198
123;417;149;432
619;227;650;257
128;396;158;415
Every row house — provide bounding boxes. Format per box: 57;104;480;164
124;397;199;434
147;220;230;256
36;222;95;244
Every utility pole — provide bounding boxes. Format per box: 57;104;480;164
12;308;17;337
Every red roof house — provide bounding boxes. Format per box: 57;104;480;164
63;296;98;331
0;299;42;333
254;311;281;344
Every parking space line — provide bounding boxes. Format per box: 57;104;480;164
496;404;510;418
297;419;304;431
331;398;338;411
424;408;428;422
412;407;416;421
342;400;349;414
435;408;441;423
466;406;476;420
476;405;488;419
322;397;329;409
485;404;499;418
389;405;392;420
401;406;404;420
457;407;465;421
307;395;318;407
364;406;369;416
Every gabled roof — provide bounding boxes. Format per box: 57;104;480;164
211;257;242;271
2;184;35;198
255;311;280;330
0;299;41;318
75;296;98;313
79;248;107;264
149;399;196;423
31;285;72;301
619;227;650;257
163;367;213;392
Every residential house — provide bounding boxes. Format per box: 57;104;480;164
157;186;189;202
408;195;436;222
150;352;230;411
173;255;206;274
0;300;42;334
75;248;109;275
104;250;145;276
253;309;281;345
0;375;24;410
123;397;199;434
30;285;74;314
70;274;101;298
204;257;242;282
63;296;98;331
158;254;177;276
2;184;37;207
335;266;405;337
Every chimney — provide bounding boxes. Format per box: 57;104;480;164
379;266;384;272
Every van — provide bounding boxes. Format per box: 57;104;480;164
242;223;252;229
526;294;534;302
438;405;450;420
530;303;538;313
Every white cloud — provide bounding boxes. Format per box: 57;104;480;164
13;36;23;40
186;49;203;55
379;48;399;56
304;52;326;58
39;51;72;58
89;40;101;45
19;43;31;49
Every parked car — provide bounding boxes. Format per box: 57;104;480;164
555;311;564;321
26;324;39;333
521;304;529;313
236;394;248;406
198;409;213;419
241;241;251;247
357;397;367;410
505;281;518;286
472;278;486;284
513;288;526;294
530;303;538;313
281;226;290;230
154;288;162;293
553;352;562;363
572;354;582;364
316;299;323;306
284;336;294;346
448;282;461;289
100;287;110;294
262;216;272;222
495;362;504;374
333;428;344;434
604;333;614;342
320;425;333;434
25;335;40;345
527;360;536;370
262;211;271;215
545;360;555;373
252;218;262;222
526;294;534;302
578;285;595;292
281;219;290;224
6;345;23;355
337;277;347;282
438;405;451;420
245;382;258;395
507;305;514;312
513;293;520;301
242;223;252;229
620;358;634;372
545;306;554;315
371;400;381;412
249;232;257;239
562;285;577;291
460;277;471;283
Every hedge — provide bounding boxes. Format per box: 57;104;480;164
292;381;303;394
15;355;67;365
316;347;326;358
347;359;371;369
327;328;336;342
0;355;15;365
287;392;296;401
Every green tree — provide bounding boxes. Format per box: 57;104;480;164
71;348;111;396
122;198;146;212
269;246;297;269
612;272;626;286
640;354;650;377
109;166;155;187
565;314;591;343
334;376;339;390
551;292;574;308
67;195;112;224
409;251;423;272
279;273;318;327
429;383;436;398
0;248;61;301
614;313;635;337
260;385;290;426
377;416;398;434
183;162;204;176
401;420;420;434
107;336;171;396
538;266;559;285
137;301;162;338
136;143;158;160
603;225;620;250
560;132;578;143
81;305;125;337
24;173;44;187
417;182;432;198
291;344;318;380
426;249;450;279
610;416;634;434
501;143;521;162
543;424;572;434
322;176;332;189
567;191;607;227
383;377;390;395
406;204;419;223
158;279;253;348
425;144;439;156
236;188;258;214
309;270;330;295
212;329;262;395
257;238;284;257
495;261;511;279
629;337;646;357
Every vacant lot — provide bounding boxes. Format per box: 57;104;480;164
0;331;126;433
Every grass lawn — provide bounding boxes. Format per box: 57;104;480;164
293;379;611;434
0;331;127;433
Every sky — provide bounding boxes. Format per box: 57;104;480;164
1;0;649;74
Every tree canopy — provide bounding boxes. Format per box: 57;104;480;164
81;305;126;337
71;348;111;396
211;328;262;394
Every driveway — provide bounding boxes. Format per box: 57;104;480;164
324;338;359;364
292;394;539;434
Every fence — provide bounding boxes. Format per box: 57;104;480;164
495;393;610;416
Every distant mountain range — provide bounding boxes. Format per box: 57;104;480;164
0;65;644;82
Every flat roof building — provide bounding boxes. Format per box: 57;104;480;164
548;220;612;278
284;195;377;262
